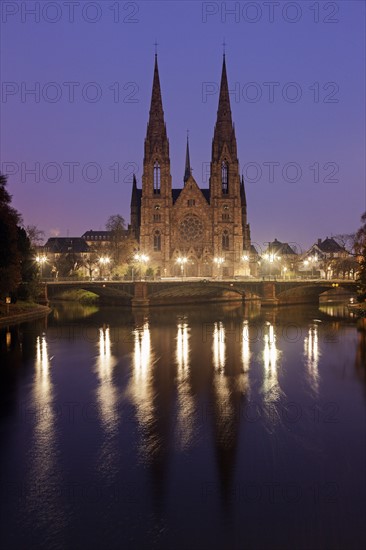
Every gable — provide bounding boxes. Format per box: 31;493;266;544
173;176;210;209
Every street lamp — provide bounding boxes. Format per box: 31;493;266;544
36;255;47;279
214;256;225;279
176;256;188;280
134;253;149;280
98;256;111;279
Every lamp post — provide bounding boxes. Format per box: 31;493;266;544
134;253;149;280
98;256;111;279
214;256;224;279
176;257;187;280
36;255;47;279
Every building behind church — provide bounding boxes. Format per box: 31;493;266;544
130;54;251;278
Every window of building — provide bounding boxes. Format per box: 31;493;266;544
187;199;195;206
154;161;161;194
221;161;228;194
222;213;230;221
153;214;161;222
222;230;229;250
154;230;161;251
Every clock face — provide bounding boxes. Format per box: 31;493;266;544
179;215;204;241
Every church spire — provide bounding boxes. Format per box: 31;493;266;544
217;55;233;128
184;133;191;183
146;53;167;143
144;52;170;168
212;55;237;162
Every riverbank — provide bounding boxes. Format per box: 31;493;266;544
0;302;51;327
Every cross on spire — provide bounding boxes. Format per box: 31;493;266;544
222;38;226;56
154;40;159;56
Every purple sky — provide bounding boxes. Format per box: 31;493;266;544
1;0;365;251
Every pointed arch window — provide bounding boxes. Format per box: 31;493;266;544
222;230;229;251
221;161;229;194
154;161;161;194
154;230;161;251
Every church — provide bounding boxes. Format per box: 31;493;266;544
130;53;251;278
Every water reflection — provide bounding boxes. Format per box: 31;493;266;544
130;321;156;459
96;326;118;432
175;321;194;450
34;335;53;452
262;323;278;390
261;322;282;430
304;324;320;393
319;302;356;319
242;320;250;373
29;334;64;529
213;321;226;371
96;325;119;478
1;303;365;550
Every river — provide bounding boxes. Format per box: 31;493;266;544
0;301;365;550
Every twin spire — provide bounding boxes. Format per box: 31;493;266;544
146;51;235;180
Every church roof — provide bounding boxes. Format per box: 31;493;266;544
172;187;210;204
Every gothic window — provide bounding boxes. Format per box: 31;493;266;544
179;215;204;242
154;230;161;251
221;161;228;194
222;230;229;250
222;213;230;221
153;214;161;222
154;161;161;194
187;199;195;206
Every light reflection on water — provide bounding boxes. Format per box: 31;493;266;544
175;321;194;450
0;302;365;550
213;321;226;372
96;325;119;478
304;323;320;393
33;335;53;463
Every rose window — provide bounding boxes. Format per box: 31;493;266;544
179;215;204;241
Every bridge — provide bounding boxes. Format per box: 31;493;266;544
43;279;358;307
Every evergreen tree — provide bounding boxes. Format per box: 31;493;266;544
0;174;22;296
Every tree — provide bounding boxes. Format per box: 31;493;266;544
16;227;39;299
0;174;22;296
333;233;356;252
26;224;45;247
105;214;129;266
355;212;366;293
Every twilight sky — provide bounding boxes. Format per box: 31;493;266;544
1;0;365;250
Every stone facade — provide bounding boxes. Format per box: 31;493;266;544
131;54;251;278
